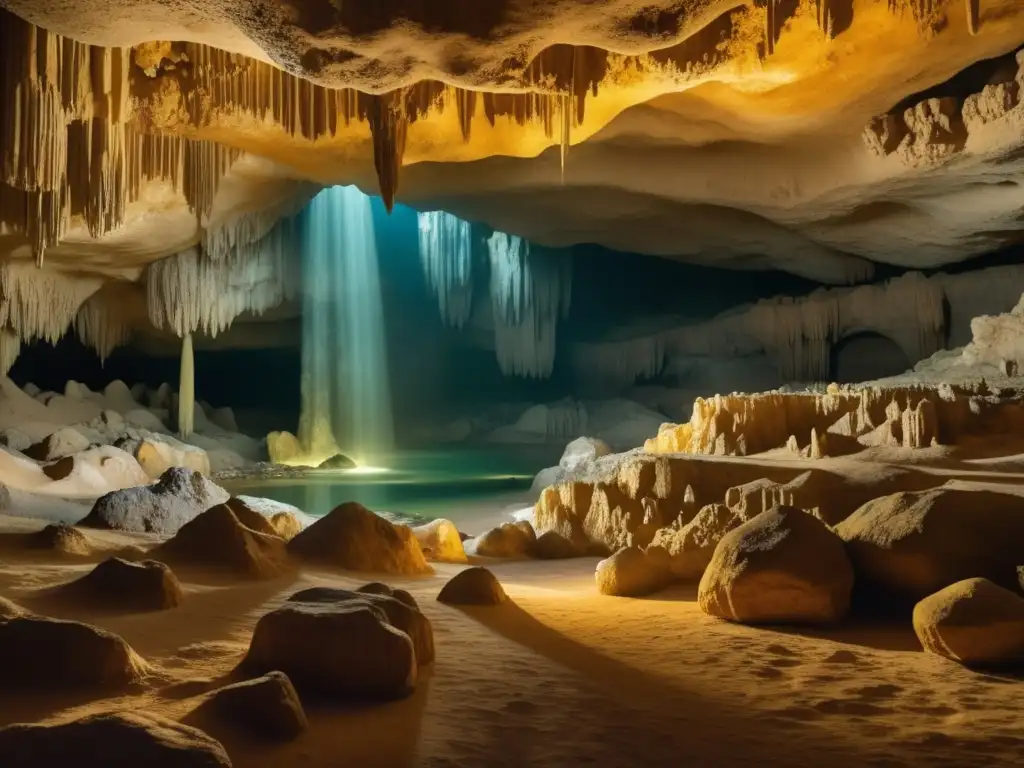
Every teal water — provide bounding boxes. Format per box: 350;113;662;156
222;446;559;532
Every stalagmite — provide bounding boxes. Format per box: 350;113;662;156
178;332;194;438
417;211;476;328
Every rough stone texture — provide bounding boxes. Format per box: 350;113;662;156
187;671;307;741
698;505;854;624
156;505;289;579
437;567;509;606
0;615;148;687
242;600;417;699
595;546;671;597
411;518;468;563
26;522;91;556
270;511;303;541
288;502;431;575
649;503;742;581
58;557;184;611
913;578;1024;667
0;712;232;768
470;520;537;558
835;487;1024;602
81;467;230;535
533;529;583;559
288;587;434;665
23;427;91;461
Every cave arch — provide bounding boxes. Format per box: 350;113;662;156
830;331;912;384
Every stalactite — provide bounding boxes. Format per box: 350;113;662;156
966;0;980;35
178;332;195;438
74;288;134;363
0;261;102;344
366;91;409;212
417;210;476;328
0;328;22;377
765;0;778;57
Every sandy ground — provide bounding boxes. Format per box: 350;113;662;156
1;509;1022;768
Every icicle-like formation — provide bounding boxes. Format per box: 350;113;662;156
417;210;475;328
202;182;317;261
74;289;134;363
146;219;298;337
0;328;22;376
178;332;194;437
0;262;102;344
966;0;980;35
569;336;666;391
747;290;840;381
487;232;572;379
366;91;409;212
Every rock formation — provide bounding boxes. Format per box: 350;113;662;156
437;567;510;606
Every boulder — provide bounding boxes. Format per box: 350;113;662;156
913;578;1024;666
437;567;509;606
187;671;307;741
230;495;306;540
698;505;854;624
57;557;183;611
595;545;671;597
223;497;278;536
0;712;231;768
269;512;303;541
533;529;583;559
411;518;468;563
560;436;612;470
156;505;289;579
81;467;230;535
288;586;434;664
133;436;211;478
241;600;416;699
469;520;537;558
318;453;357;470
23;427;90;461
0;615;148;687
26;522;91;556
649;503;741;581
288;502;431;575
835;487;1024;602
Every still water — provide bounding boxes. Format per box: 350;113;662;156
222;446;559;533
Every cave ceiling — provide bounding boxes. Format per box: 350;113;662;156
1;0;1023;288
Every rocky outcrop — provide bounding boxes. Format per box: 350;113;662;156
836;487;1024;603
698;505;854;624
595;545;671;597
187;671;307;741
437;567;509;606
82;467;230;535
411;518;468;563
288;502;431;575
913;578;1024;667
0;615;148;687
156;505;289;579
242;600;417;699
468;520;537;558
0;712;232;768
56;557;183;611
648;503;741;581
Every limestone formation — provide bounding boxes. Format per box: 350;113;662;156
132;436;212;477
437;567;509;606
412;518;468;563
0;712;232;768
288;587;435;665
649;503;742;581
56;557;183;611
698;505;854;624
595;545;672;598
23;426;90;461
0;614;148;687
82;467;230;535
469;520;537;559
187;671;307;741
156;505;289;579
288;502;431;575
913;578;1024;667
242;600;417;699
533;529;584;559
837;487;1024;603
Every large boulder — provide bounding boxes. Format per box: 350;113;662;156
241;600;416;699
649;503;742;581
595;545;672;597
468;520;536;558
0;615;148;687
411;518;468;563
835;487;1024;603
288;502;431;575
437;567;509;606
186;671;307;742
81;467;230;535
23;427;91;461
56;557;183;611
913;578;1024;666
698;505;854;624
156;505;289;579
0;712;231;768
287;586;434;665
